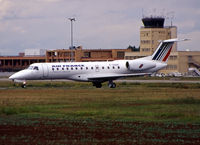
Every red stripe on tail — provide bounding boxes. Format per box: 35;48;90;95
162;46;172;62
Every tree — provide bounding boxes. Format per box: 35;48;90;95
127;45;140;52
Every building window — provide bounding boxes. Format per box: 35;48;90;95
169;56;177;60
159;31;165;34
166;65;177;70
117;52;125;59
84;52;91;58
141;31;150;37
142;48;150;52
141;40;151;44
64;52;70;57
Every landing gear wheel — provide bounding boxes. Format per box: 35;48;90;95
21;82;26;88
21;84;26;88
108;82;116;88
112;83;116;88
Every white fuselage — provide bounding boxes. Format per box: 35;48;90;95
9;59;166;83
9;38;184;88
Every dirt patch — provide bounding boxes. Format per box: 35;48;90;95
0;118;200;145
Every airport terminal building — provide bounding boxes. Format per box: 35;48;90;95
0;48;131;71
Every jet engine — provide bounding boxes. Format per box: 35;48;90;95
126;60;156;71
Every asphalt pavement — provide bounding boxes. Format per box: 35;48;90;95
1;78;200;84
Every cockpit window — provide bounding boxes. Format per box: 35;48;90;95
27;66;33;70
33;66;39;70
27;66;39;70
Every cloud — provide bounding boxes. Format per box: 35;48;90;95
0;0;200;55
0;0;13;20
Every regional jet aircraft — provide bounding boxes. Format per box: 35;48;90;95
9;38;187;88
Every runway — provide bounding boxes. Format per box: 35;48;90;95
1;77;200;84
116;79;200;84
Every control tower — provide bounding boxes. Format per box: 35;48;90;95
140;16;177;56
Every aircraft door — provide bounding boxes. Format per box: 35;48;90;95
42;64;49;78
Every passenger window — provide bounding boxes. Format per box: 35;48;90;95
52;68;54;71
86;67;88;70
91;67;93;70
118;66;120;69
107;66;110;69
57;68;59;70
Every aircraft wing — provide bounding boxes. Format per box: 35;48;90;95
88;73;150;82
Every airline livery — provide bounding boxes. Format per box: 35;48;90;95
9;38;186;88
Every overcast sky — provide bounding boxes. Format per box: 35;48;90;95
0;0;199;55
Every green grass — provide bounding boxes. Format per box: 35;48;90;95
0;81;200;123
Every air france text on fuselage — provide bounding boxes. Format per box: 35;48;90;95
52;64;85;68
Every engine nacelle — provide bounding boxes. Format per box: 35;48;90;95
126;60;156;71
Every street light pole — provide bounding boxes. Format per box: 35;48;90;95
68;18;75;62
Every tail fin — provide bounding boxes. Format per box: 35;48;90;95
151;38;189;62
151;38;178;62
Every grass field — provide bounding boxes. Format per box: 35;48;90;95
0;81;200;144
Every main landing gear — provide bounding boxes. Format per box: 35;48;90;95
108;81;116;88
93;81;116;88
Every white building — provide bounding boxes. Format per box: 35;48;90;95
25;49;46;56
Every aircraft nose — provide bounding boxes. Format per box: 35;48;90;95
9;70;30;80
9;72;20;80
9;75;14;80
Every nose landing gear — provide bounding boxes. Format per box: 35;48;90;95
21;81;26;88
